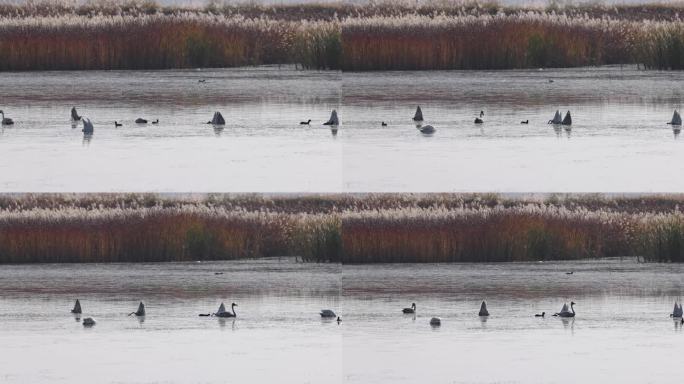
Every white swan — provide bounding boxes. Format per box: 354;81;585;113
129;301;145;316
429;317;441;326
668;110;682;126
553;302;576;318
215;302;237;318
71;299;82;314
478;300;489;316
320;309;336;318
323;110;339;126
413;106;423;122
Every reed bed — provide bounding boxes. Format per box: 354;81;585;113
0;13;340;70
341;13;638;70
1;194;684;264
2;1;684;70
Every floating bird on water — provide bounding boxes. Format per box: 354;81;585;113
553;302;576;318
320;309;337;318
561;111;572;126
82;317;96;327
198;79;206;83
114;121;122;127
71;107;82;122
152;119;159;124
207;112;226;125
670;302;683;318
474;117;484;124
0;110;14;125
566;271;574;275
323;110;339;126
129;301;145;317
478;300;490;316
82;118;94;134
381;122;388;126
300;119;311;125
535;312;545;317
337;316;342;324
521;120;529;124
215;302;237;318
413;106;423;122
403;303;416;314
668;110;682;126
548;110;562;125
419;125;435;134
135;118;148;124
430;317;441;326
71;299;82;314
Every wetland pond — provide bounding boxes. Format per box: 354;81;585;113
0;258;682;383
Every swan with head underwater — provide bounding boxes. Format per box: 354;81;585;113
323;110;339;126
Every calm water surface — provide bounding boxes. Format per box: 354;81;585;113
1;66;684;192
0;258;682;383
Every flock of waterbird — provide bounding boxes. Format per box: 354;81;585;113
1;107;683;135
66;296;684;328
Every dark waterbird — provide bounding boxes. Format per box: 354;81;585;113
300;119;311;125
413;106;423;122
135;118;148;124
474;117;484;124
337;316;342;324
521;120;529;124
402;303;416;314
548;110;562;124
381;121;388;126
668;110;682;126
535;312;545;317
553;302;576;318
323;110;339;126
207;112;226;125
114;121;122;127
215;302;237;318
478;300;490;316
129;301;145;317
71;107;82;122
320;309;336;318
152;119;159;124
0;110;14;125
71;299;82;314
566;271;574;275
561;111;572;125
419;125;435;134
82;118;94;134
82;317;96;327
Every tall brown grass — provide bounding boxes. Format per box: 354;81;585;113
341;13;637;70
0;13;340;70
1;1;684;71
1;194;684;264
